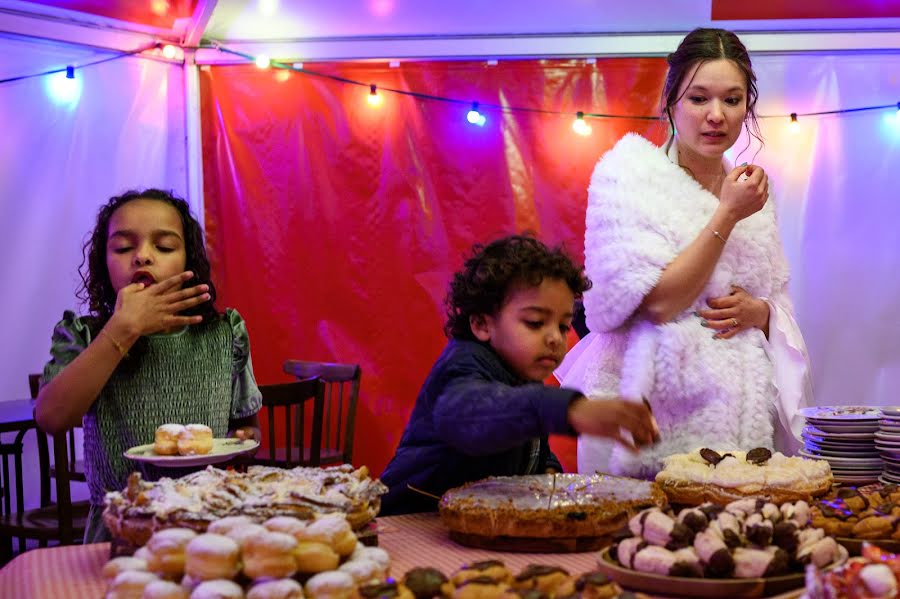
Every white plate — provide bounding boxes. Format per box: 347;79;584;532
879;423;900;432
803;428;877;442
802;437;877;450
801;406;882;421
881;407;900;418
799;449;882;466
834;475;881;485
804;422;881;434
124;438;259;468
802;444;881;458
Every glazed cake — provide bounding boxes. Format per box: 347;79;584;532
439;473;667;539
104;464;387;546
655;448;833;506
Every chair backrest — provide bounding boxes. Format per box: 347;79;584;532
29;374;82;482
256;377;326;468
282;360;361;465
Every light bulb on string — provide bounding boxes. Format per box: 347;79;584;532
467;102;486;127
46;66;82;107
789;113;799;132
367;84;383;107
255;54;271;69
162;44;178;60
572;111;592;136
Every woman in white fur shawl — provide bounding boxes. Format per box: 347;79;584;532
556;28;812;479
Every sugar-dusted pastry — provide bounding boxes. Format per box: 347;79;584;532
246;579;304;599
178;424;213;456
154;424;186;456
242;531;299;580
403;567;453;599
189;579;245;599
451;561;513;586
207;516;256;536
146;528;199;578
263;516;309;539
305;571;355;599
224;524;269;548
337;559;383;584
106;570;159;599
572;572;620;599
102;556;148;583
301;514;357;557
142;579;191;599
293;541;340;574
655;448;833;506
353;547;390;574
184;534;241;581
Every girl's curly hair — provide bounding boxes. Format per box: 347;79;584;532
77;188;220;327
445;234;591;340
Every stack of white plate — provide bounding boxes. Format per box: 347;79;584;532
798;406;882;486
875;407;900;484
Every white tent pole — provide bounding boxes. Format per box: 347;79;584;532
183;52;204;229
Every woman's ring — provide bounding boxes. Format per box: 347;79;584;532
731;318;739;327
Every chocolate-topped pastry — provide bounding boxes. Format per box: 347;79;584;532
356;581;415;599
511;565;569;596
572;572;619;599
501;590;548;599
452;561;512;586
452;576;511;599
404;567;453;599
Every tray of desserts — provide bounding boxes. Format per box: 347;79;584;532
596;499;847;598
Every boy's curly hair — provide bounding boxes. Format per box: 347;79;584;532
77;188;220;327
444;234;591;340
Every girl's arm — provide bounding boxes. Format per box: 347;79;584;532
35;316;139;435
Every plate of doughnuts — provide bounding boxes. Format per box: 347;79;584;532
124;423;259;467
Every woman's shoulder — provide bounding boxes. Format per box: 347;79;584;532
592;133;669;180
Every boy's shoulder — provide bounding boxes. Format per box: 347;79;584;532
434;338;518;383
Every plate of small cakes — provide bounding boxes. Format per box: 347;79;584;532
596;499;848;598
124;423;259;467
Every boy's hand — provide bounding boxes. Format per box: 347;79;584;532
230;426;258;441
567;396;660;453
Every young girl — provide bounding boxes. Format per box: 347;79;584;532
379;234;659;515
35;189;262;543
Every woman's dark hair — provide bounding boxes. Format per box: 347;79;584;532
444;234;591;340
662;28;763;161
77;188;220;327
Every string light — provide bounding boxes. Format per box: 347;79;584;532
162;44;178;60
790;112;799;132
367;84;383;107
572;112;592;136
467;102;486;127
896;102;900;123
65;66;74;79
255;54;271;69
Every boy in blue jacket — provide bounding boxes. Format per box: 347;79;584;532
380;234;659;514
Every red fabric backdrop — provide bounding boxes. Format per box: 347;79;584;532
199;58;667;476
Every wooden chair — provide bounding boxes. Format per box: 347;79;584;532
282;360;361;465
29;374;85;509
253;377;326;468
0;427;89;564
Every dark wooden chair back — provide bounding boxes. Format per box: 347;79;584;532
254;377;326;468
29;374;85;504
282;360;361;465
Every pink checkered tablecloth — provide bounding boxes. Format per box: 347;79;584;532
0;513;601;598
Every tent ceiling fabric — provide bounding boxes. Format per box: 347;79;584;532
6;0;900;47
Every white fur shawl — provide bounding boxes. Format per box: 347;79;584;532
557;134;811;478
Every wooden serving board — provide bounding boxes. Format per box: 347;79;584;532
448;530;616;553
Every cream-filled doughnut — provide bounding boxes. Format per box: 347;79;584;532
246;579;304;599
263;516;309;539
142;579;190;599
300;515;356;557
354;547;390;574
107;570;159;599
242;531;298;580
189;579;245;599
154;424;185;456
337;559;382;584
184;534;241;581
178;424;213;456
207;516;256;536
305;571;355;599
103;557;148;583
146;528;199;578
224;523;268;548
293;541;340;574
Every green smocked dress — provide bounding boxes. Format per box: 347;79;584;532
41;308;262;542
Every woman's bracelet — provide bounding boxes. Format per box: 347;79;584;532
710;229;727;244
102;329;128;357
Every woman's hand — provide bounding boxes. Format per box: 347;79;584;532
719;164;769;223
567;396;660;453
111;271;210;337
697;285;770;339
